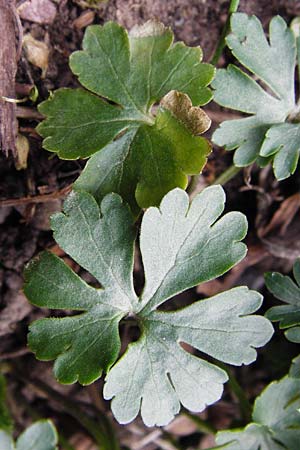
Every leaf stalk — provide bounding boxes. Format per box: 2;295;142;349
210;0;240;66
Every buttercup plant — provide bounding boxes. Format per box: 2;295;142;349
22;7;299;437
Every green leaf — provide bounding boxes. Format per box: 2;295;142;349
212;13;300;180
265;259;300;343
0;421;58;450
0;375;13;433
216;376;300;450
25;186;273;426
104;287;272;426
16;420;58;450
290;354;300;378
25;192;136;385
37;21;214;212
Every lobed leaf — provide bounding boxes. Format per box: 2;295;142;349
0;420;58;450
216;376;300;450
104;287;271;426
212;13;300;180
16;421;58;450
265;259;300;343
37;21;214;212
25;186;273;426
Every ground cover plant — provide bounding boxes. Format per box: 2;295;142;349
1;0;300;449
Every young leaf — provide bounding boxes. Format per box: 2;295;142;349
16;420;58;450
37;21;214;213
25;186;273;426
0;420;58;450
212;13;300;180
265;259;300;343
216;376;300;450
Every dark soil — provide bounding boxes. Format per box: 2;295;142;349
1;1;300;449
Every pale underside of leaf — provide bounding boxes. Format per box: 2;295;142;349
25;187;273;426
104;287;273;426
216;376;300;450
0;431;14;450
216;424;284;450
16;420;58;450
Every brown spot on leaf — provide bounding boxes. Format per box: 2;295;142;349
161;90;211;135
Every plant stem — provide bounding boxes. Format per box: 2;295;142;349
186;174;201;194
210;0;240;65
212;164;241;186
183;411;216;434
187;164;240;196
216;362;252;423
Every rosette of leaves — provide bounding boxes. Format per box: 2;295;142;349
0;421;58;450
214;375;300;450
37;20;214;214
24;186;273;426
212;13;300;180
265;259;300;379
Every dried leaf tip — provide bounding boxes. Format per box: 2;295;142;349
130;20;167;38
161;90;212;135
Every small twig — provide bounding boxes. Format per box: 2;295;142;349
0;184;73;207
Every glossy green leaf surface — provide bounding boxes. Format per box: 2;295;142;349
37;21;214;212
25;186;273;426
265;259;300;343
216;376;300;450
212;13;300;180
0;421;58;450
